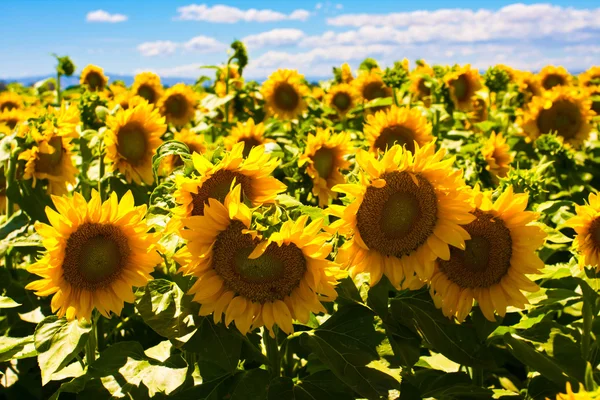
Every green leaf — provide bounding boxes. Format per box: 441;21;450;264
0;335;35;362
34;316;92;385
229;369;270;400
201;93;235;111
0;210;29;241
407;370;494;399
0;295;21;308
364;97;393;109
152;140;193;179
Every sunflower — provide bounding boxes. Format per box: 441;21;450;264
132;72;163;104
539;66;572;90
468;96;488;124
110;90;137;111
215;64;244;97
565;192;600;270
261;69;309;120
352;68;392;103
588;87;600;116
552;383;599;400
520;87;595;146
328;142;474;289
25;190;160;321
299;128;352;207
429;186;546;321
515;71;543;104
579;66;600;88
80;65;108;92
18;129;78;196
444;65;482;111
224;119;272;157
0;108;28;130
311;86;325;101
409;63;435;105
104;99;166;185
0;92;24;111
341;63;354;83
364;106;433;154
325;84;358;116
158;83;198;126
482;132;512;181
37;103;81;140
174;185;343;335
496;64;517;82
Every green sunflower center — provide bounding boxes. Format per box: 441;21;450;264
62;223;130;291
312;147;335;179
363;81;388;101
137;85;156;103
452;75;470;101
356;171;438;258
36;136;64;174
274;83;300;111
374;125;416;153
542;74;565;90
165;94;188;119
332;92;351;112
438;210;512;289
86;72;104;91
190;169;253;216
117;122;148;165
536;100;582;140
212;221;307;303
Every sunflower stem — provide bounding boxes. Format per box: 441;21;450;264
472;366;484;386
264;327;280;378
4;153;16;274
86;316;97;364
582;292;593;360
392;88;400;107
56;72;62;105
96;315;105;352
224;57;233;125
97;142;105;201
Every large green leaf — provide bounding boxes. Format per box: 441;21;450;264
152;140;193;179
407;370;494;399
267;372;355;400
0;335;36;362
171;369;268;400
0;295;21;308
34;316;91;385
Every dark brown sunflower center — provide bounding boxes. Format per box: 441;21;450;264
86;72;104;91
591;91;600;115
274;83;300;111
312;147;335;179
137;85;157;103
241;138;261;158
452;75;469;101
62;223;130;291
0;101;18;112
589;217;600;250
542;74;565;90
374;125;416;153
356;171;438;257
165;94;188;119
363;81;388;101
212;221;307;303
332;92;351;111
117;122;148;165
190;169;253;216
417;79;431;97
438;209;512;289
6;117;19;129
36;136;63;174
536;100;582;139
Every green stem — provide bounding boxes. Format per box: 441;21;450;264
471;366;484;386
6;154;16;217
96;315;104;352
86;316;97;364
56;72;62;105
392;89;400;107
264;327;280;379
98;143;105;201
582;293;593;360
224;57;232;125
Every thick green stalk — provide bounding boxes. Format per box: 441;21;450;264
86;316;97;364
264;328;280;379
56;72;62;105
97;143;105;201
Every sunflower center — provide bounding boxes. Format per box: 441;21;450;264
332;92;351;111
6;118;19;129
375;125;415;153
438;210;512;289
0;101;18;112
452;75;469;101
417;79;431;97
36;136;63;174
356;171;438;257
137;85;156;103
590;217;600;250
212;221;307;303
274;83;300;111
536;100;582;140
190;169;253;216
363;82;387;101
86;72;103;91
165;94;188;119
241;138;261;158
542;74;565;90
312;147;335;179
117;122;148;165
62;223;130;291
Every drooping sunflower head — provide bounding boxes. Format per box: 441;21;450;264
566;193;600;271
104;99;166;185
18;128;78;196
0;91;24;111
539;65;572;90
579;66;600;88
261;69;309;120
224;118;271;157
329;142;475;289
430;186;546;322
341;63;354;83
80;65;108;92
325;84;358;116
352;68;392;102
26;191;161;321
158;83;199;127
162;128;208;173
444;65;482;111
364;106;433;154
175;186;343;335
409;63;435;103
482;132;512;182
132;71;163;104
520;86;595;146
298;128;352;207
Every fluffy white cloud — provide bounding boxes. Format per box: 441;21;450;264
86;10;128;23
243;29;306;49
183;35;226;52
137;41;178;57
138;36;224;57
176;4;310;23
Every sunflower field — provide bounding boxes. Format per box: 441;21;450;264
1;42;600;400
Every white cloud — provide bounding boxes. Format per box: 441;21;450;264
336;4;343;10
137;41;179;57
242;29;306;49
175;4;310;23
86;10;128;23
183;35;226;52
138;36;224;57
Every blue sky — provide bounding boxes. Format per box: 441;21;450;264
1;0;599;80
